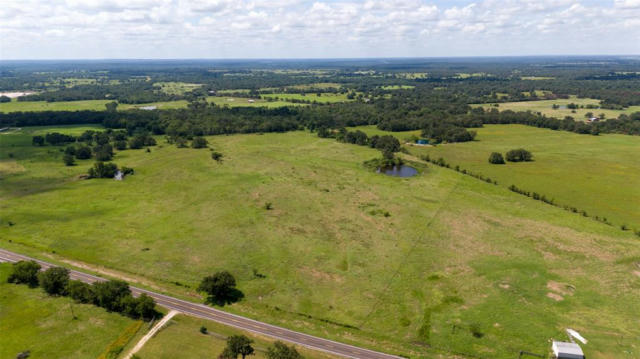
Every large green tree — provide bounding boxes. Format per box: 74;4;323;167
221;335;254;359
266;341;303;359
198;271;238;304
7;260;41;287
38;267;70;295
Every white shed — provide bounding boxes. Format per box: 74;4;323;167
552;341;584;359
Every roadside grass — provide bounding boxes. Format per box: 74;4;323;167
135;314;337;359
474;95;640;120
261;93;352;103
1;127;639;358
0;263;135;359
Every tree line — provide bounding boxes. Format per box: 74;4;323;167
7;260;158;320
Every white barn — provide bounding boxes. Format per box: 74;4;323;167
552;341;585;359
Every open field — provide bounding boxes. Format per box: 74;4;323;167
1;126;640;358
0;97;301;113
380;85;415;90
475;96;640;120
153;82;203;95
207;96;303;107
135;314;336;359
0;263;136;359
261;92;352;103
354;124;640;228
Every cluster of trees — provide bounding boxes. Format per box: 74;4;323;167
421;123;476;143
7;261;157;319
505;148;533;162
17;82;183;104
488;149;533;164
321;128;403;165
217;336;303;359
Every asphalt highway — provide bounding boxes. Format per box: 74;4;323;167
0;248;403;359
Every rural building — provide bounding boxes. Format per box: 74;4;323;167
552;341;585;359
416;139;429;145
138;105;157;111
588;117;600;123
248;99;255;103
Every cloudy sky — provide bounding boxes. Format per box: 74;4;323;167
1;0;639;59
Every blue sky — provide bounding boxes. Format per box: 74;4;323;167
1;0;639;59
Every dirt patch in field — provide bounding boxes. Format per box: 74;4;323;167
546;292;564;301
633;271;640;278
0;160;26;175
547;280;575;296
300;266;345;283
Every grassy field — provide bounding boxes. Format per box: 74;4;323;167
0;263;135;359
354;124;640;229
261;93;352;103
0;96;301;113
475;96;640;120
380;85;415;90
1;126;640;358
135;314;336;359
153;82;203;95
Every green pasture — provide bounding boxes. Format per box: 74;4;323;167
0;96;302;113
379;124;640;228
261;93;351;103
153;82;203;95
1;126;639;358
476;96;640;120
0;263;135;359
380;85;415;90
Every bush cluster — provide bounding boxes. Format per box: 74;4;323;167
7;261;158;320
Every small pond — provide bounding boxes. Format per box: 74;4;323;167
377;165;418;177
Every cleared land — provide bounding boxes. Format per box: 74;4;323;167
354;124;640;228
0;96;301;113
0;263;135;359
135;314;336;359
475;96;640;120
261;93;352;103
153;82;203;95
1;126;640;358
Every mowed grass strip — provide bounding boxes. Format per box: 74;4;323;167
1;127;639;358
0;263;135;359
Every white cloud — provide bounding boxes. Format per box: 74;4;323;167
1;0;639;59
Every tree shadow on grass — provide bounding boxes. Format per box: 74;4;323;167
204;288;244;307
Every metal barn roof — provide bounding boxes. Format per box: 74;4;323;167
552;341;585;359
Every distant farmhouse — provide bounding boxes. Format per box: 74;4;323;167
588;117;600;123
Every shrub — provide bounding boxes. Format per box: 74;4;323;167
7;260;41;287
505;148;533;162
38;267;70;296
192;136;209;148
75;146;92;160
32;135;45;146
93;280;131;312
266;341;303;359
63;154;76;166
67;280;95;303
114;140;127;150
488;152;505;164
200;326;208;334
211;151;224;163
88;162;118;178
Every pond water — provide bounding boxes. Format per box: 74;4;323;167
377;165;418;177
